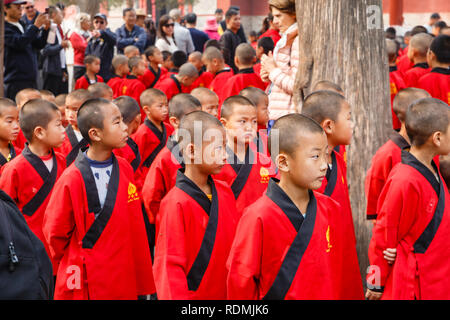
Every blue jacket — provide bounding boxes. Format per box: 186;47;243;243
41;26;66;77
4;21;48;84
188;27;210;52
115;24;147;54
85;28;117;82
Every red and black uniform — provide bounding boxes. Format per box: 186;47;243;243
107;75;125;99
389;66;407;130
187;70;215;92
227;179;351;299
42;152;155;299
12;129;27;150
58;125;89;166
153;170;239;299
368;151;450;299
139;66;168;89
74;74;104;90
417;67;450;104
404;62;431;88
119;75;147;121
397;54;414;78
154;74;186;101
259;28;281;46
0;143;21;172
209;68;234;104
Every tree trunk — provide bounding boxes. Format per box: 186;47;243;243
294;0;391;287
0;2;4;97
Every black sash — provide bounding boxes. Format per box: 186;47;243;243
84;74;98;85
65;126;88;166
389;131;410;150
389;66;398;73
21;146;58;216
74;151;120;249
227;147;253;200
263;179;317;300
401;151;444;254
127;137;141;172
175;170;219;291
0;144;16;166
166;137;185;169
149;67;161;88
323;151;338;197
142;119;167;168
170;74;182;93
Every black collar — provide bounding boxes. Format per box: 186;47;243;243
144;118;165;141
167;136;184;167
126;75;138;80
0;143;16;166
389;66;398;72
413;62;429;69
170;74;182;92
389;131;410;150
238;67;255;74
431;67;450;75
175;169;214;215
401;150;440;196
226;146;252;174
215;68;232;76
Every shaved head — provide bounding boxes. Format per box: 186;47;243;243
302;90;347;124
393;88;430;123
410;33;434;56
235;43;256;65
178;63;199;78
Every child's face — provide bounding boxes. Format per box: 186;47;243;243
201;95;219;118
88;59;101;74
126;49;140;59
57;105;69;128
256;46;265;60
195;125;227;175
180;75;198;87
65;97;84;129
40;110;66;148
256;95;269;127
223;104;257;147
150;49;164;65
436;123;450;156
188;56;203;71
202;58;217;74
97;104;129;149
133;61;147;76
147;96;169;123
0;106;19;143
118;63;130;76
330;101;354;146
282;131;329;190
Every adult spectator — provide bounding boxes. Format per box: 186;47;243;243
169;8;195;54
185;13;209;52
219;6;246;44
20;0;39;26
426;13;441;33
144;17;157;48
155;14;179;53
4;0;50;100
219;9;245;73
116;8;147;54
215;8;224;25
204;17;220;41
85;13;117;82
135;8;147;28
69;13;92;81
259;12;281;46
260;0;299;123
432;21;448;36
41;5;70;95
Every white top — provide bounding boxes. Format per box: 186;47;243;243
10;21;24;33
73;129;83;142
155;36;179;53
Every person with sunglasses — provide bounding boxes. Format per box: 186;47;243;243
85;13;117;83
20;1;39;27
155;15;179;54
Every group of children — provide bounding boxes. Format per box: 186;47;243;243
0;27;448;300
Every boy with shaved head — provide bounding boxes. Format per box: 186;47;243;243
367;98;450;300
13;88;42;149
203;47;234;97
187;51;214;90
155;63;199;100
404;33;433;88
190;87;220;118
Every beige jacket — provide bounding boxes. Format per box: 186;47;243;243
267;23;299;120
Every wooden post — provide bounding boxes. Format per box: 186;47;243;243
294;0;391;286
0;2;4;97
389;0;403;26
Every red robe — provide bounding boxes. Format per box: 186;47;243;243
259;28;281;46
113;137;142;190
138;66;168;89
209;68;234;104
227;179;349;299
368;151;450;299
154;74;186;101
316;150;364;299
397;54;414;78
57;125;89;166
0;146;66;266
218;68;266;111
74;74;104;90
389;66;406;130
417;67;450;104
403;63;431;88
12;129;27;150
42;152;155;300
0;143;21;172
107;75;125;99
250;128;269;156
119;75;147;121
154;171;239;299
187;70;215;92
142;137;183;228
213;147;276;216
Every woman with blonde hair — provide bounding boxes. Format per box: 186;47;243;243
69;12;92;81
260;0;299;125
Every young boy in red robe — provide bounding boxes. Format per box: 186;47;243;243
418;34;450;104
55;94;68;128
403;33;433;88
154;63;199;101
0;99;66;264
187;51;214;91
119;56;147;113
214;95;276;216
203;47;234;99
74;55;104;90
153;111;240;299
227;114;350;299
57;89;92;166
365;88;431;222
141;94;201;234
139;46;168;89
302;90;364;299
43;98;155;300
191;87;219;118
0;98;21;170
366;98;450;300
254;37;274;90
240;87;270;156
13;89;42;150
218;43;266;108
107;55;129;99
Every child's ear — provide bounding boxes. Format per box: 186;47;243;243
88;127;101;143
33;126;46;141
276;153;289;173
169;116;179;130
321;119;334;135
219;117;228;127
432;131;443;148
184;143;196;164
142;105;150;115
234;56;240;68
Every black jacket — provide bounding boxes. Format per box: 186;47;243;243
85;28;117;82
41;25;66;77
4;21;48;84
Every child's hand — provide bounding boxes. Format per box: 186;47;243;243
383;248;397;264
365;289;382;300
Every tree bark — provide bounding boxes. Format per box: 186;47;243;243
295;0;391;287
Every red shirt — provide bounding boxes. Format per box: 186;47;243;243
119;75;147;120
154;74;187;101
209;68;234;102
138;66;168;89
107;76;125;99
404;63;431;88
74;74;104;90
259;28;281;46
389;66;407;130
187;70;215;92
417;67;450;104
397;54;414;78
69;32;88;67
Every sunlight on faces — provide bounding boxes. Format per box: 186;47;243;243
221;104;258;148
200;95;219;118
65;97;84;129
432;122;450;156
88;104;128;149
277;130;329;190
144;96;169;123
0;107;20;142
150;48;164;65
124;10;136;26
34;110;66;148
134;60;147;76
271;7;296;34
88;58;101;74
324;101;354;147
256;95;269;127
